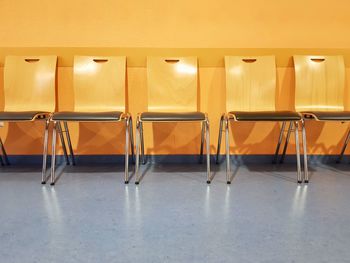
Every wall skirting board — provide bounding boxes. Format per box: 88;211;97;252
2;155;350;166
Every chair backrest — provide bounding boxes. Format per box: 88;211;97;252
225;56;276;112
73;56;126;112
147;57;198;112
294;55;345;112
4;56;57;112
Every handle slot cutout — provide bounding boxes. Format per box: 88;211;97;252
242;58;257;63
165;59;180;63
93;59;108;63
25;59;40;63
310;58;325;63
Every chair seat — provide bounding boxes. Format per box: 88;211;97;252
229;111;301;121
302;111;350;121
140;112;206;122
52;111;123;121
0;111;48;121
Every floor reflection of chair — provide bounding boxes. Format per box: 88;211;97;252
135;57;210;184
50;56;134;185
0;56;58;183
216;56;308;184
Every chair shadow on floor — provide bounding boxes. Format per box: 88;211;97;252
313;160;350;177
49;159;131;184
216;154;317;184
135;162;221;184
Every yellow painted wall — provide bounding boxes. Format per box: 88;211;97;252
1;0;350;156
1;0;350;48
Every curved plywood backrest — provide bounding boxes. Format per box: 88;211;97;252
4;56;57;112
147;57;198;112
73;56;126;112
294;55;345;112
225;56;276;112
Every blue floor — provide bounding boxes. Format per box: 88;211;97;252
0;162;350;262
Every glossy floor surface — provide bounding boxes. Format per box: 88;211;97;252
1;162;350;262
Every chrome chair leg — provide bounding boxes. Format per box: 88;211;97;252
57;122;70;165
140;121;146;165
135;119;141;185
129;116;135;164
280;121;293;163
216;114;225;164
301;120;309;183
50;122;58;185
225;117;231;184
124;117;130;184
294;121;302;184
205;118;211;184
0;138;5;166
63;121;75;165
41;119;50;184
0;152;3;166
337;129;350;164
0;137;9;165
199;121;205;164
272;121;286;163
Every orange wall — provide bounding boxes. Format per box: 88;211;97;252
1;0;350;156
1;0;350;48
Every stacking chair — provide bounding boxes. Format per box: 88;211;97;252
0;56;57;183
135;57;210;184
279;55;347;179
216;56;308;184
50;56;134;185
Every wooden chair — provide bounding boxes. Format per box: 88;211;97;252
0;56;57;183
216;56;307;184
280;55;347;181
50;56;134;185
135;57;210;184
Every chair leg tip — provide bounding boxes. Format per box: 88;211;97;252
297;180;302;184
41;181;46;185
206;180;211;184
50;182;55;186
227;181;231;185
304;180;309;184
135;181;139;185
